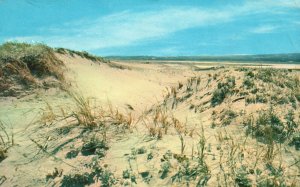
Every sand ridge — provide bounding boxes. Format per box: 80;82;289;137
0;51;299;186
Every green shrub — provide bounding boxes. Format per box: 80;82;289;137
243;78;254;89
160;161;171;179
255;68;277;83
211;76;236;106
220;109;237;126
147;152;154;160
81;136;108;156
245;109;289;143
122;169;130;179
99;168;117;186
288;95;297;109
237;67;248;72
295;90;300;102
285;75;300;89
285;111;298;137
257;110;285;143
256;94;268;103
62;160;116;186
61;173;93;187
276;96;289;105
250;87;258;94
289;132;300;150
211;88;226;106
246;71;255;78
171;159;210;186
65;149;79;159
235;166;251;187
259;164;287;187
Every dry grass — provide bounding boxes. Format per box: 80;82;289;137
0;120;13;162
55;47;131;70
38;91;134;144
3;62;300;186
55;48;110;63
139;105;191;141
143;67;300;186
68;92;99;128
0;42;65;96
211;115;299;186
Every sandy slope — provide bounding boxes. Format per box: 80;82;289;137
58;54;197;110
0;53;199;186
0;53;299;186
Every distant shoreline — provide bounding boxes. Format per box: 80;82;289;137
107;53;300;64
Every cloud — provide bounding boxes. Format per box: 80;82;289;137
274;0;300;8
6;0;299;51
9;7;235;50
245;0;300;9
251;25;278;34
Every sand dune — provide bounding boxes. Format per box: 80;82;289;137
0;46;300;186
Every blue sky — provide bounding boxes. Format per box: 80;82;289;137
0;0;300;56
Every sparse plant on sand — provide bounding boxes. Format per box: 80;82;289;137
220;109;237;126
244;107;298;144
122;168;137;184
61;160;116;187
68;91;99;128
211;76;236;106
46;167;63;181
178;82;183;90
2;49;300;187
0;120;13;162
38;91;134;143
160;160;172;179
235;165;251;187
81;135;109;157
171;156;210;186
243;77;255;89
142;106;173;139
61;172;94;187
171;117;187;155
255;68;278;83
165;126;211;186
197;126;206;165
0;42;65;96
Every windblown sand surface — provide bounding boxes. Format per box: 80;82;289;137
0;52;300;186
59;54;194;109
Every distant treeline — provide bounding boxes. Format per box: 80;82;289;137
107;53;300;64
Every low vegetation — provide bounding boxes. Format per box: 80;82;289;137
0;42;118;97
0;42;65;96
56;47;131;70
1;42;300;186
60;160;116;187
0;120;13;163
244;108;299;144
56;48;110;63
144;67;300;186
34;92;134;185
211;76;236;106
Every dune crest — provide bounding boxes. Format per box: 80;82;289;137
0;43;300;186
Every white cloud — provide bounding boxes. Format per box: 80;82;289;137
251;25;278;34
274;0;300;8
7;0;299;51
245;0;300;9
8;7;235;50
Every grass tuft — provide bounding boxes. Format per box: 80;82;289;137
0;42;65;96
0;120;13;163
